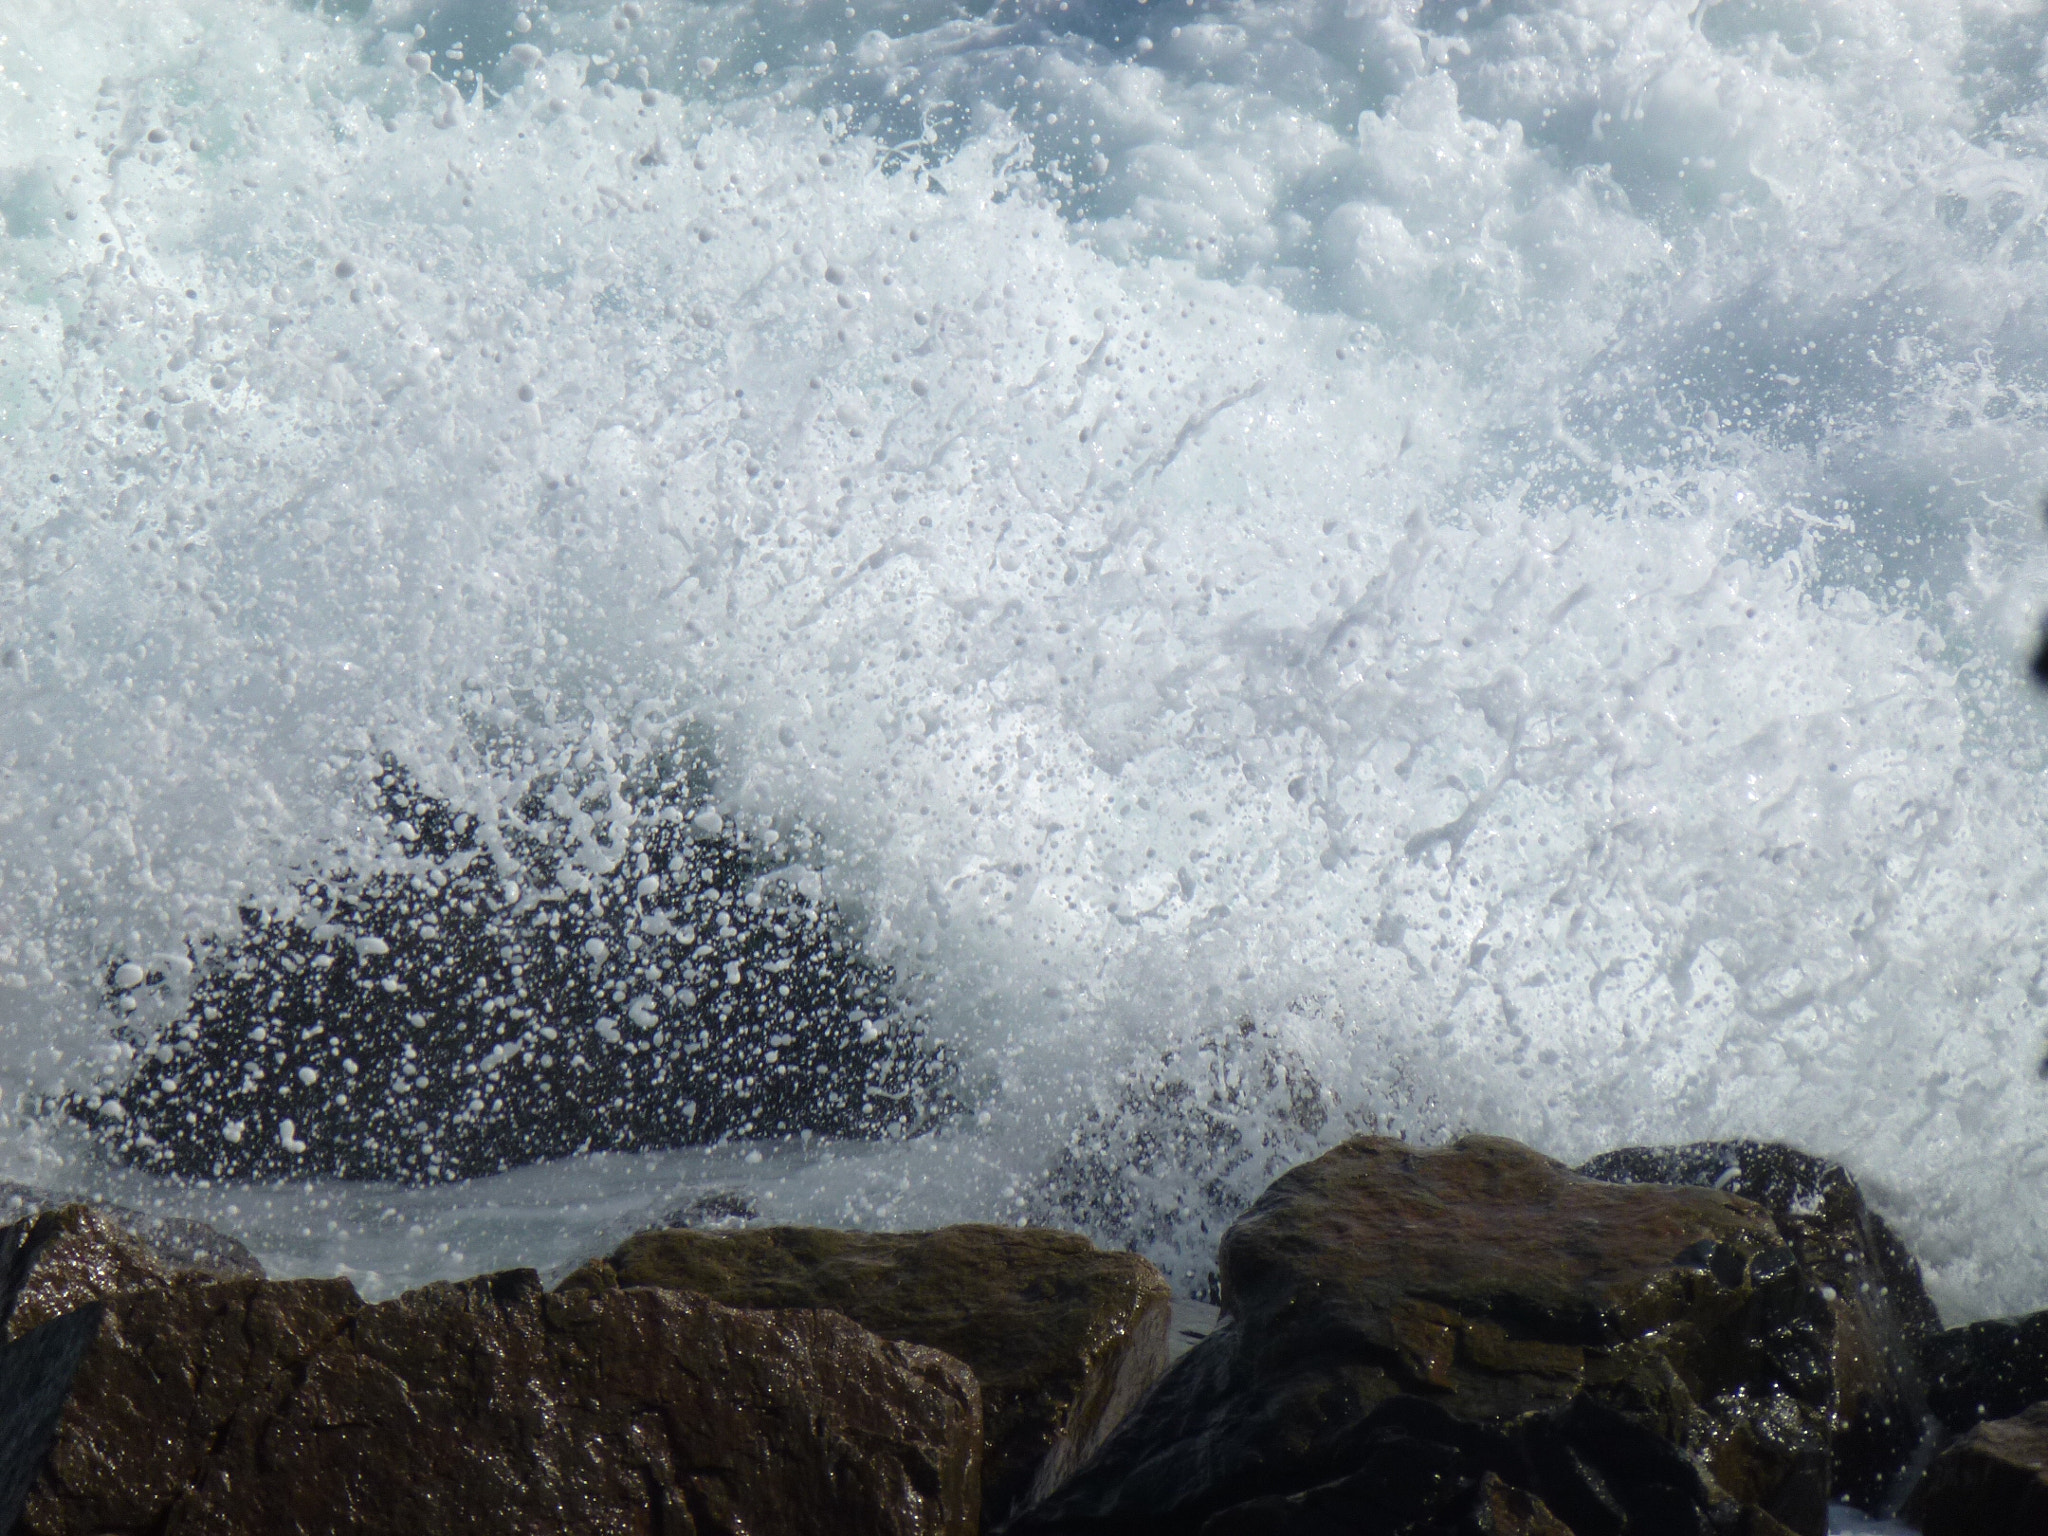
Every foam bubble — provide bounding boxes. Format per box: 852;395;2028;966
5;0;2048;1322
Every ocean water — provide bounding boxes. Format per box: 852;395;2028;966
7;0;2048;1386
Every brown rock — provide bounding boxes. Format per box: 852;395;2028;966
1008;1135;1836;1536
1907;1400;2048;1535
3;1207;180;1336
25;1267;980;1536
0;1194;262;1338
0;1214;108;1536
1579;1140;1938;1511
1465;1473;1576;1536
561;1222;1170;1525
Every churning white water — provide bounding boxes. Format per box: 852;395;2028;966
7;0;2048;1358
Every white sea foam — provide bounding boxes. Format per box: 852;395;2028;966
7;0;2048;1337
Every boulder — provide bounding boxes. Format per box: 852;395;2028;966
1905;1400;2048;1534
1005;1135;1834;1536
1578;1141;1938;1510
0;1215;105;1535
24;1267;980;1536
1921;1309;2048;1433
100;759;959;1185
0;1204;260;1337
561;1222;1172;1526
0;1187;262;1319
1189;1396;1767;1536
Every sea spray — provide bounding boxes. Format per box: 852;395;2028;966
4;0;2048;1323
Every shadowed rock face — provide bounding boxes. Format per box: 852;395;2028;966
22;1269;981;1536
1006;1135;1834;1536
1922;1310;2048;1433
560;1222;1173;1527
1907;1401;2048;1536
94;757;958;1183
1578;1140;1940;1515
0;1214;104;1536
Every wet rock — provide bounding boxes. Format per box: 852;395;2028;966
1006;1135;1834;1536
98;754;959;1184
0;1191;261;1332
24;1267;980;1536
1905;1400;2048;1535
2;1207;181;1338
1464;1473;1579;1536
1190;1396;1773;1536
561;1221;1171;1525
1578;1140;1938;1512
1921;1308;2048;1432
0;1215;104;1535
656;1187;759;1228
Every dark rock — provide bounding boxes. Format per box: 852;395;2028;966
2;1206;184;1337
1578;1140;1938;1512
1190;1398;1558;1536
24;1267;981;1535
1194;1396;1801;1536
0;1187;263;1308
1905;1400;2048;1534
1005;1135;1834;1536
0;1204;264;1342
95;753;959;1184
560;1221;1172;1525
1169;1298;1221;1363
0;1215;102;1536
1922;1309;2048;1432
656;1187;759;1228
1462;1473;1580;1536
0;1304;101;1536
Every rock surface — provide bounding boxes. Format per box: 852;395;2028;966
1191;1396;1765;1536
1579;1141;1938;1511
25;1267;980;1536
0;1187;263;1291
1906;1400;2048;1535
562;1221;1171;1525
1006;1135;1835;1536
0;1215;105;1535
101;758;958;1184
0;1203;261;1337
1921;1308;2048;1433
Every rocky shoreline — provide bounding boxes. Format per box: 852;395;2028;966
5;1136;2046;1533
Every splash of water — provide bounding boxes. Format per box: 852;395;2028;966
5;0;2048;1328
